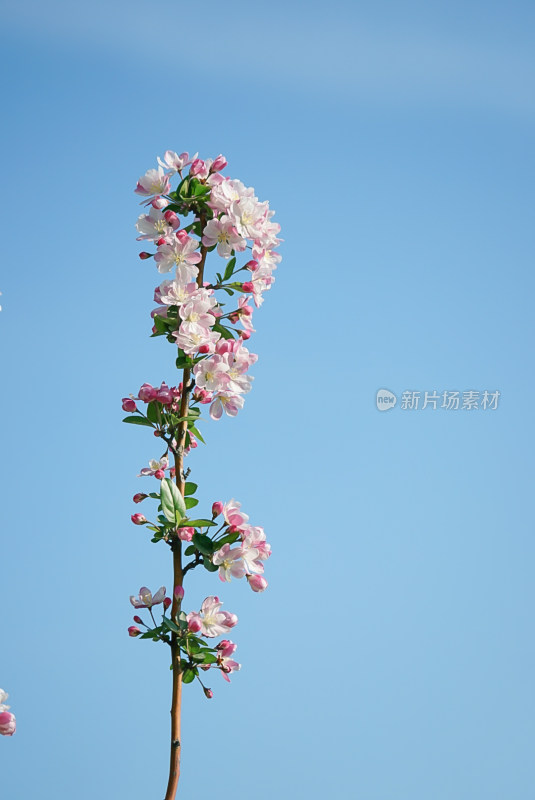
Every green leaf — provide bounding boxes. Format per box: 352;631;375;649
223;257;237;281
202;652;218;664
203;559;219;573
162;618;181;634
182;668;196;684
192;533;215;556
184;482;198;496
185;497;199;510
182;519;217;528
122;416;154;427
215;531;241;548
160;478;187;523
184;545;196;556
176;356;192;370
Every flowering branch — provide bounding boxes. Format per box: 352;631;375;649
124;150;280;798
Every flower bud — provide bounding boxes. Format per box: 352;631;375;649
138;383;157;403
242;282;254;293
212;501;224;518
122;397;137;412
164;210;180;227
239;329;251;340
211;154;227;173
128;626;141;637
133;493;147;504
245;260;258;271
174;585;185;601
163;597;172;610
178;526;194;542
154;469;165;480
139;251;152;260
131;513;147;525
156;237;167;246
176;230;189;244
151;196;167;209
203;687;213;699
133;615;143;624
247;574;268;593
0;711;16;736
198;344;211;354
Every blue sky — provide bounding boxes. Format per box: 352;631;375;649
1;1;534;797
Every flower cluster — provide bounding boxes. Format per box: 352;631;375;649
135;150;281;423
0;690;16;737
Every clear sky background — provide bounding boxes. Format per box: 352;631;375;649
1;1;534;797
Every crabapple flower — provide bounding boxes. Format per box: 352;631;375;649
212;501;224;517
173;323;220;357
213;544;247;582
138;457;169;477
202;216;246;258
209;391;245;420
131;513;146;525
128;626;141;637
122;397;137;412
186;596;238;638
223;499;249;529
154;235;201;276
135;167;171;199
130;586;166;609
158;150;197;173
136;206;178;242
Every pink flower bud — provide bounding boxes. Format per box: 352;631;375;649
139;251;152;260
133;493;147;504
203;687;214;699
245;260;258;271
153;430;161;437
151;196;167;209
169;467;176;478
163;597;172;610
198;344;210;354
174;585;185;600
154;469;165;480
242;282;254;293
212;501;224;517
156;237;167;246
164;210;180;227
133;615;143;624
0;711;16;736
248;574;268;593
128;626;141;637
239;330;251;340
188;617;202;633
131;513;146;525
176;230;189;244
178;526;194;542
122;397;137;412
138;383;157;403
190;158;206;177
211;154;227;173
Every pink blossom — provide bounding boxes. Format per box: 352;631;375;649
186;596;238;638
173;322;220;357
136;206;176;242
174;585;185;601
202;216;246;258
130;586;166;609
122;397;137;412
190;159;209;179
154;235;202;277
138;457;169;477
209;391;245;420
212;544;247;582
211;154;228;173
158;150;197;173
135;167;171;198
223;499;249;529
